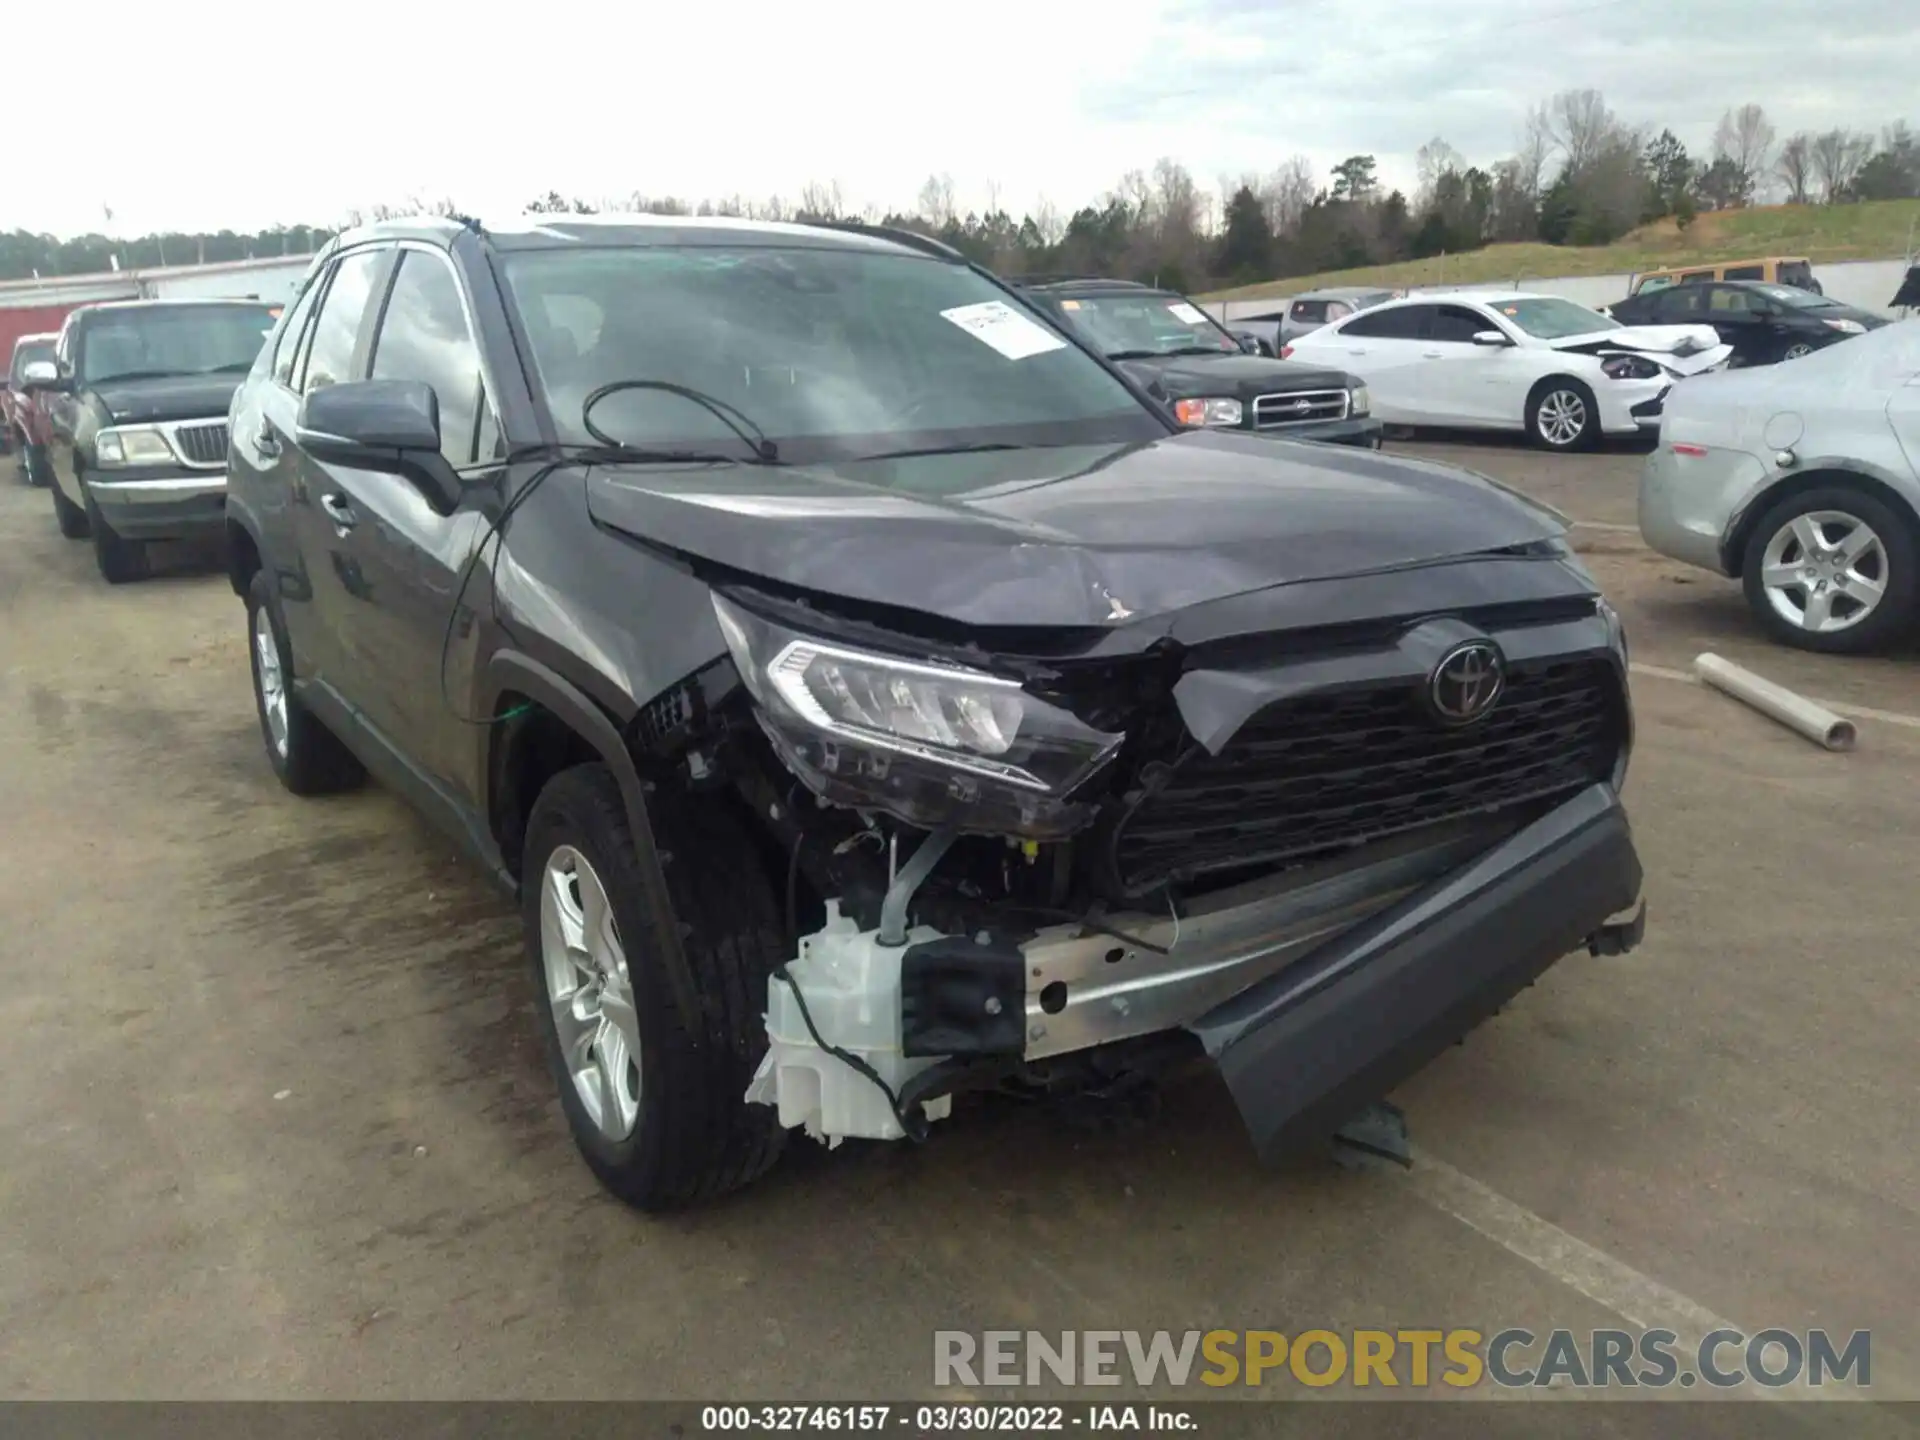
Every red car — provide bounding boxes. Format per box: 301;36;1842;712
4;331;60;486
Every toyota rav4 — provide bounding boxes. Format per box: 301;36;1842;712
223;214;1645;1211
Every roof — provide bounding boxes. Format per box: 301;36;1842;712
1294;285;1399;300
69;296;282;315
1015;277;1160;294
333;211;960;261
9;332;58;346
1638;255;1812;275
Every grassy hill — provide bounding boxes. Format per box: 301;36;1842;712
1201;199;1920;303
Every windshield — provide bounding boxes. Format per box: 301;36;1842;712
79;304;280;386
1489;297;1619;339
9;339;54;385
500;247;1161;462
1051;291;1239;359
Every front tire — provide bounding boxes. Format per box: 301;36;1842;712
1527;379;1598;452
1781;341;1816;361
523;765;787;1211
245;569;365;793
52;480;89;539
1741;486;1917;654
86;495;149;584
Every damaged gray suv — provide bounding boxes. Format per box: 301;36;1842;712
223;213;1645;1210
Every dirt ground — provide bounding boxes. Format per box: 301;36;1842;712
2;437;1918;1407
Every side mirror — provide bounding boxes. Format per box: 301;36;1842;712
295;378;460;512
21;359;66;391
1233;330;1272;356
1472;330;1513;347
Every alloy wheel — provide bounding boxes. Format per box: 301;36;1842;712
1760;510;1888;635
540;845;642;1142
1536;389;1587;447
252;605;290;757
1782;342;1815;360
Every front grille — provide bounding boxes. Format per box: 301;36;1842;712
1108;658;1621;893
169;421;229;468
1252;388;1349;428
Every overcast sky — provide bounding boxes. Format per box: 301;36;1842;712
10;0;1917;238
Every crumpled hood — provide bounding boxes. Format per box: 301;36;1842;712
584;429;1566;630
92;372;243;424
1116;351;1354;398
1549;324;1731;375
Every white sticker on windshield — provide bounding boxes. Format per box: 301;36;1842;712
1166;302;1208;325
939;301;1068;360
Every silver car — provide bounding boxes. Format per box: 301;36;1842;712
1639;319;1920;653
1278;287;1398;346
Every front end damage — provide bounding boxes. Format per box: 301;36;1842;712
682;557;1646;1161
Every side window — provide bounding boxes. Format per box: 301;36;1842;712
1324;300;1352;321
1653;286;1703;319
1290;300;1326;323
1723;265;1764;281
368;251;491;467
1707;286;1755;313
1635;275;1675;295
270;274;326;388
1341;306;1419;339
1427;305;1488;343
1678;270;1712;285
300;248;386;394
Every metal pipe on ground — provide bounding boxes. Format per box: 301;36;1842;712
1692;653;1857;752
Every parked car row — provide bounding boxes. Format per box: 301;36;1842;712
12;298;282;580
1281;291;1731;450
126;211;1641;1212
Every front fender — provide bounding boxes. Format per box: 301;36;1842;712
481;649;705;1039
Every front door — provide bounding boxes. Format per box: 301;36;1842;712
311;247;502;803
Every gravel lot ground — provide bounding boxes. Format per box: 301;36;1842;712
2;436;1917;1413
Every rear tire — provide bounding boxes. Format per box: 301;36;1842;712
246;569;366;794
1740;486;1917;655
86;495;149;584
1527;378;1599;452
523;764;787;1211
52;480;89;539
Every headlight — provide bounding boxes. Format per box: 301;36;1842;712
1821;318;1864;335
1598;594;1628;663
1171;397;1243;428
95;425;176;467
712;593;1125;836
1348;384;1370;416
1600;355;1661;381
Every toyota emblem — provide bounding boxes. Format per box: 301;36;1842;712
1428;641;1504;724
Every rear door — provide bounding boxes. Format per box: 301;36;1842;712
1890;377;1920;476
1306;304;1428;419
318;245;501;795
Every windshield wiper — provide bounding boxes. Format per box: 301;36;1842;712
580;379;781;463
853;441;1023;462
506;441;757;468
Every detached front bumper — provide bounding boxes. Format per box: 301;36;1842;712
87;467;227;541
1187;782;1642;1160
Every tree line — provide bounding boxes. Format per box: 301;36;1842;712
4;91;1916;289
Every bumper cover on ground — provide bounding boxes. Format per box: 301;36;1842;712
1187;782;1643;1162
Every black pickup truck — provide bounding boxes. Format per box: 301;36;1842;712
1017;277;1383;449
24;298;281;582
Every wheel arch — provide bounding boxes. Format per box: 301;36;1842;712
1720;464;1920;577
483;650;705;1039
225;514;264;597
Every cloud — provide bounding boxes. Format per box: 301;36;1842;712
5;0;1916;237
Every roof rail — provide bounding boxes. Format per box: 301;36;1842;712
803;220;966;261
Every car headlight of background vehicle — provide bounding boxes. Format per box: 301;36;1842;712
1348;384;1370;415
1599;354;1662;381
1172;397;1243;428
1821;318;1865;335
94;425;177;467
712;594;1125;837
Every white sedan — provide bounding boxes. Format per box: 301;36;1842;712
1281;292;1732;451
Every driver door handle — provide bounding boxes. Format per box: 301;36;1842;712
254;421;281;459
1422;350;1445;358
320;493;357;531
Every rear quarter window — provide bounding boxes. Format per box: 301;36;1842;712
1723;265;1765;281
